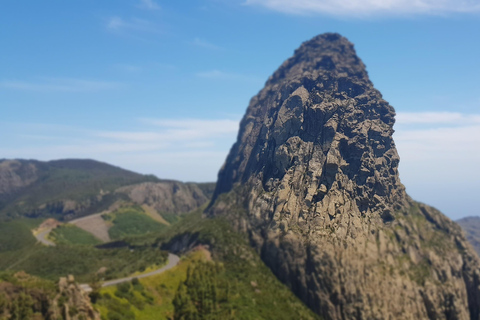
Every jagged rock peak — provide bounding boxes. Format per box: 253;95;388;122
209;33;480;320
211;32;404;218
266;33;369;86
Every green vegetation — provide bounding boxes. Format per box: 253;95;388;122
157;214;320;320
93;212;319;320
192;182;216;200
95;250;219;320
0;220;38;252
0;193;317;319
160;212;182;224
0;207;171;286
0;271;57;320
0;242;168;283
106;205;167;240
49;224;102;246
173;261;233;319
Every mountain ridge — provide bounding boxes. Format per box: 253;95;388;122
457;216;480;256
0;158;215;221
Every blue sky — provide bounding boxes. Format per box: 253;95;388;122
1;0;479;219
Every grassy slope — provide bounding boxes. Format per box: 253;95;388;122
161;213;321;319
0;218;168;283
95;250;207;320
0;244;168;283
106;205;168;240
0;219;39;252
49;224;102;246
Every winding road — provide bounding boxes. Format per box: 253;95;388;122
35;228;56;246
79;253;180;292
33;219;181;293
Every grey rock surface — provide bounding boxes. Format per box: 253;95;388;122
209;33;480;319
0;160;39;197
117;181;211;215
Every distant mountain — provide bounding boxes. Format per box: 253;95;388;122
457;216;480;255
0;159;214;221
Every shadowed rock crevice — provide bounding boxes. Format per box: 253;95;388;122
208;33;480;319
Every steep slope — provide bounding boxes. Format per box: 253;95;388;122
0;159;214;221
457;216;480;256
209;33;480;319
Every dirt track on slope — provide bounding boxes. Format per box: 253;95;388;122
69;213;111;242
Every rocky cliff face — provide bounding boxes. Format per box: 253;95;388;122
209;33;480;319
0;160;39;199
53;275;100;320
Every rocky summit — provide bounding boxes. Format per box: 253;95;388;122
208;33;480;319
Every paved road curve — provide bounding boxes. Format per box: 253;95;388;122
35;228;56;246
79;253;180;292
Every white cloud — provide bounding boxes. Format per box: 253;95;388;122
192;38;223;50
138;0;161;10
142;118;239;135
106;16;161;34
395;112;480;171
0;118;240;182
96;119;239;143
0;78;121;93
244;0;480;16
395;125;480;161
394;111;480;218
396;111;480;125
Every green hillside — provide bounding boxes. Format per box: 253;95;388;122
0;159;159;220
0;219;39;252
49;224;102;246
0;218;168;283
89;212;320;319
105;205;168;240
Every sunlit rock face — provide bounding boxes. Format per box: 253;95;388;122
209;33;480;320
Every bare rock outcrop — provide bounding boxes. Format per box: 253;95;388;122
117;181;212;214
53;275;100;320
209;33;480;319
0;160;39;198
